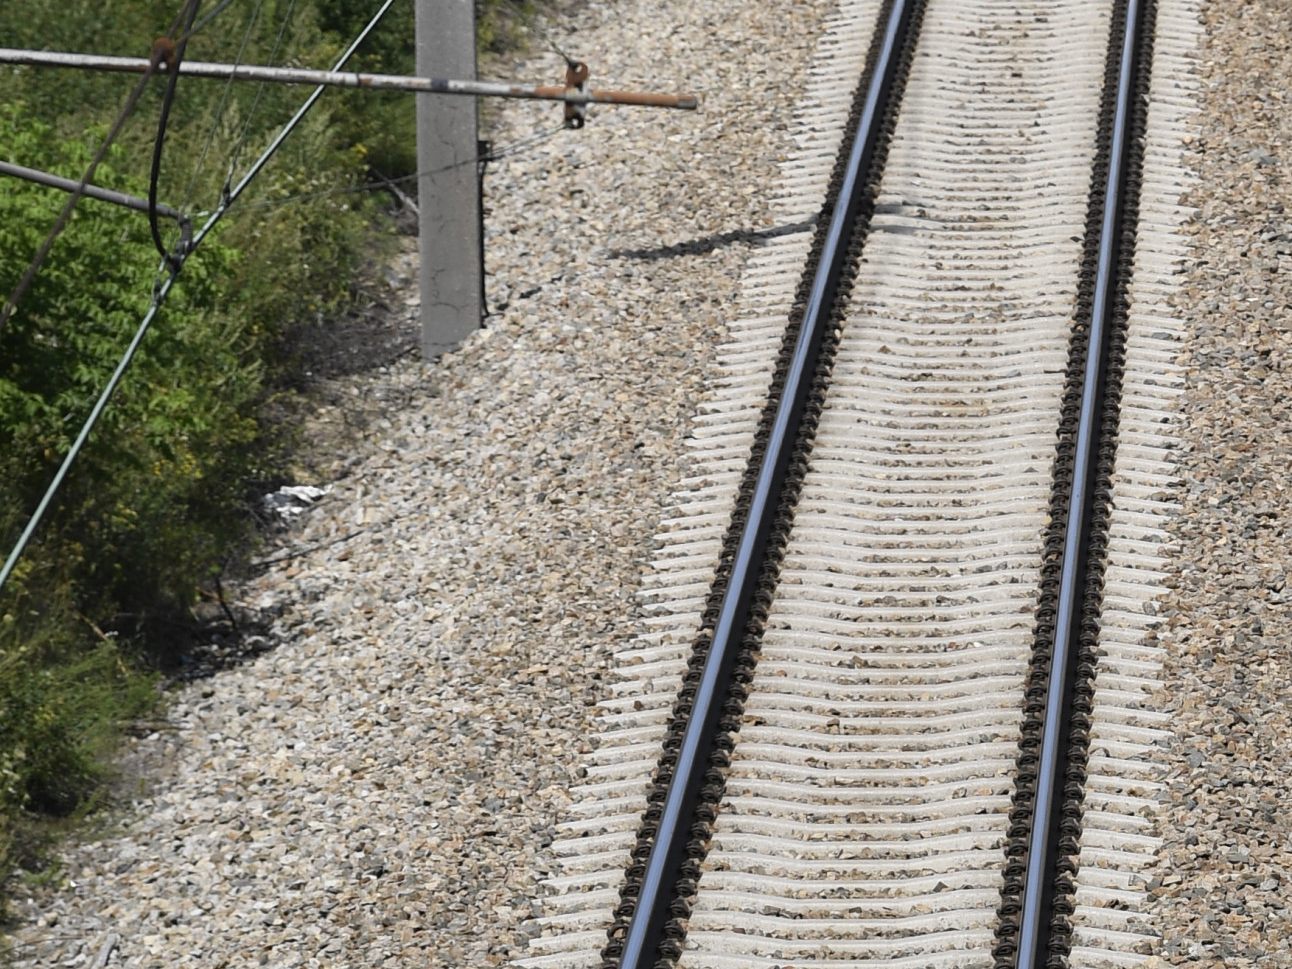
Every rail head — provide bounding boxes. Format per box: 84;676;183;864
612;1;921;966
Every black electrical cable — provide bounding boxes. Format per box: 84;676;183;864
148;0;202;268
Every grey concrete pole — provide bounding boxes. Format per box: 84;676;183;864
415;0;481;356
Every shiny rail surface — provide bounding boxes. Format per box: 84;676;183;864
517;2;1199;967
613;1;920;965
1007;0;1152;965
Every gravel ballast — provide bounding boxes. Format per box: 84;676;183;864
3;0;833;965
10;4;1292;967
1141;2;1292;965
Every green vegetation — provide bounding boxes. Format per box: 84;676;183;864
0;0;543;913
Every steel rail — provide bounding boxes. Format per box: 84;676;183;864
0;48;699;110
613;1;916;966
1013;0;1144;965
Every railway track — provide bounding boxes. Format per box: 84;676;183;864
520;0;1198;967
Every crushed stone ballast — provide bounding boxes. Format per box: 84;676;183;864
520;0;1199;967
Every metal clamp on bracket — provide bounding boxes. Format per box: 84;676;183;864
563;60;589;128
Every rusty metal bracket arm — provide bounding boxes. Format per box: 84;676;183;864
0;48;700;111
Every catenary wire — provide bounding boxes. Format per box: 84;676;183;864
179;0;268;214
185;0;240;39
502;0;581;68
225;0;301;194
228;120;568;213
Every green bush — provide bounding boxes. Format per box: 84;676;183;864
0;0;551;916
0;0;397;890
0;105;250;607
0;107;263;881
0;613;156;819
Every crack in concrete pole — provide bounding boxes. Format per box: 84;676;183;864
416;0;482;356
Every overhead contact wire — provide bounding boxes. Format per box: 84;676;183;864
185;0;240;39
225;0;301;192
180;0;267;215
222;122;566;214
502;0;581;68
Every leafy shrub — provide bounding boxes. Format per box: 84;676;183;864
0;0;386;875
0;0;552;915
